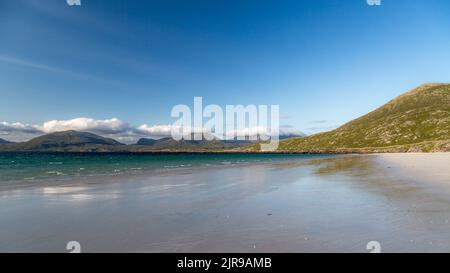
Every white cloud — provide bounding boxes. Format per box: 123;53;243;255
134;124;175;137
40;118;130;134
0;122;41;134
225;126;268;139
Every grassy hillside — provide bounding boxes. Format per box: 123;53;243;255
275;83;450;152
0;130;124;152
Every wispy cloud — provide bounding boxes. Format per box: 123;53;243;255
309;120;331;124
0;55;104;82
303;120;337;134
305;125;338;133
0;55;68;74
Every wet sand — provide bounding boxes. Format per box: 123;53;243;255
1;154;450;253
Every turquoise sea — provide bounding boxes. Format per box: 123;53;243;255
0;153;333;185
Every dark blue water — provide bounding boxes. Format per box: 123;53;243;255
0;153;334;183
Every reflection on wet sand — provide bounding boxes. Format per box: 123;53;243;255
0;154;450;252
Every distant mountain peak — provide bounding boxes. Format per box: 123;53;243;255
136;138;158;146
0;130;124;152
0;138;14;145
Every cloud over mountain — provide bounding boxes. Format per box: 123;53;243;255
40;118;130;135
0;118;305;143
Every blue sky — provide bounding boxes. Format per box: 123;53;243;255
1;0;450;141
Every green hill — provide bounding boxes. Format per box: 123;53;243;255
276;83;450;153
0;130;124;152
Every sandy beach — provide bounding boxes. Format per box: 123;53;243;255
376;153;450;189
1;153;450;253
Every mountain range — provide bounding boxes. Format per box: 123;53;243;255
1;83;449;153
136;136;254;150
0;131;125;152
0;131;272;152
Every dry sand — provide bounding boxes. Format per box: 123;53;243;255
376;153;450;189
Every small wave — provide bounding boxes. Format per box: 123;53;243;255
46;171;63;176
49;162;63;165
164;165;179;168
164;164;193;168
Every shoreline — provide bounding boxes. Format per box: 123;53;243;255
1;150;449;155
1;153;450;252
